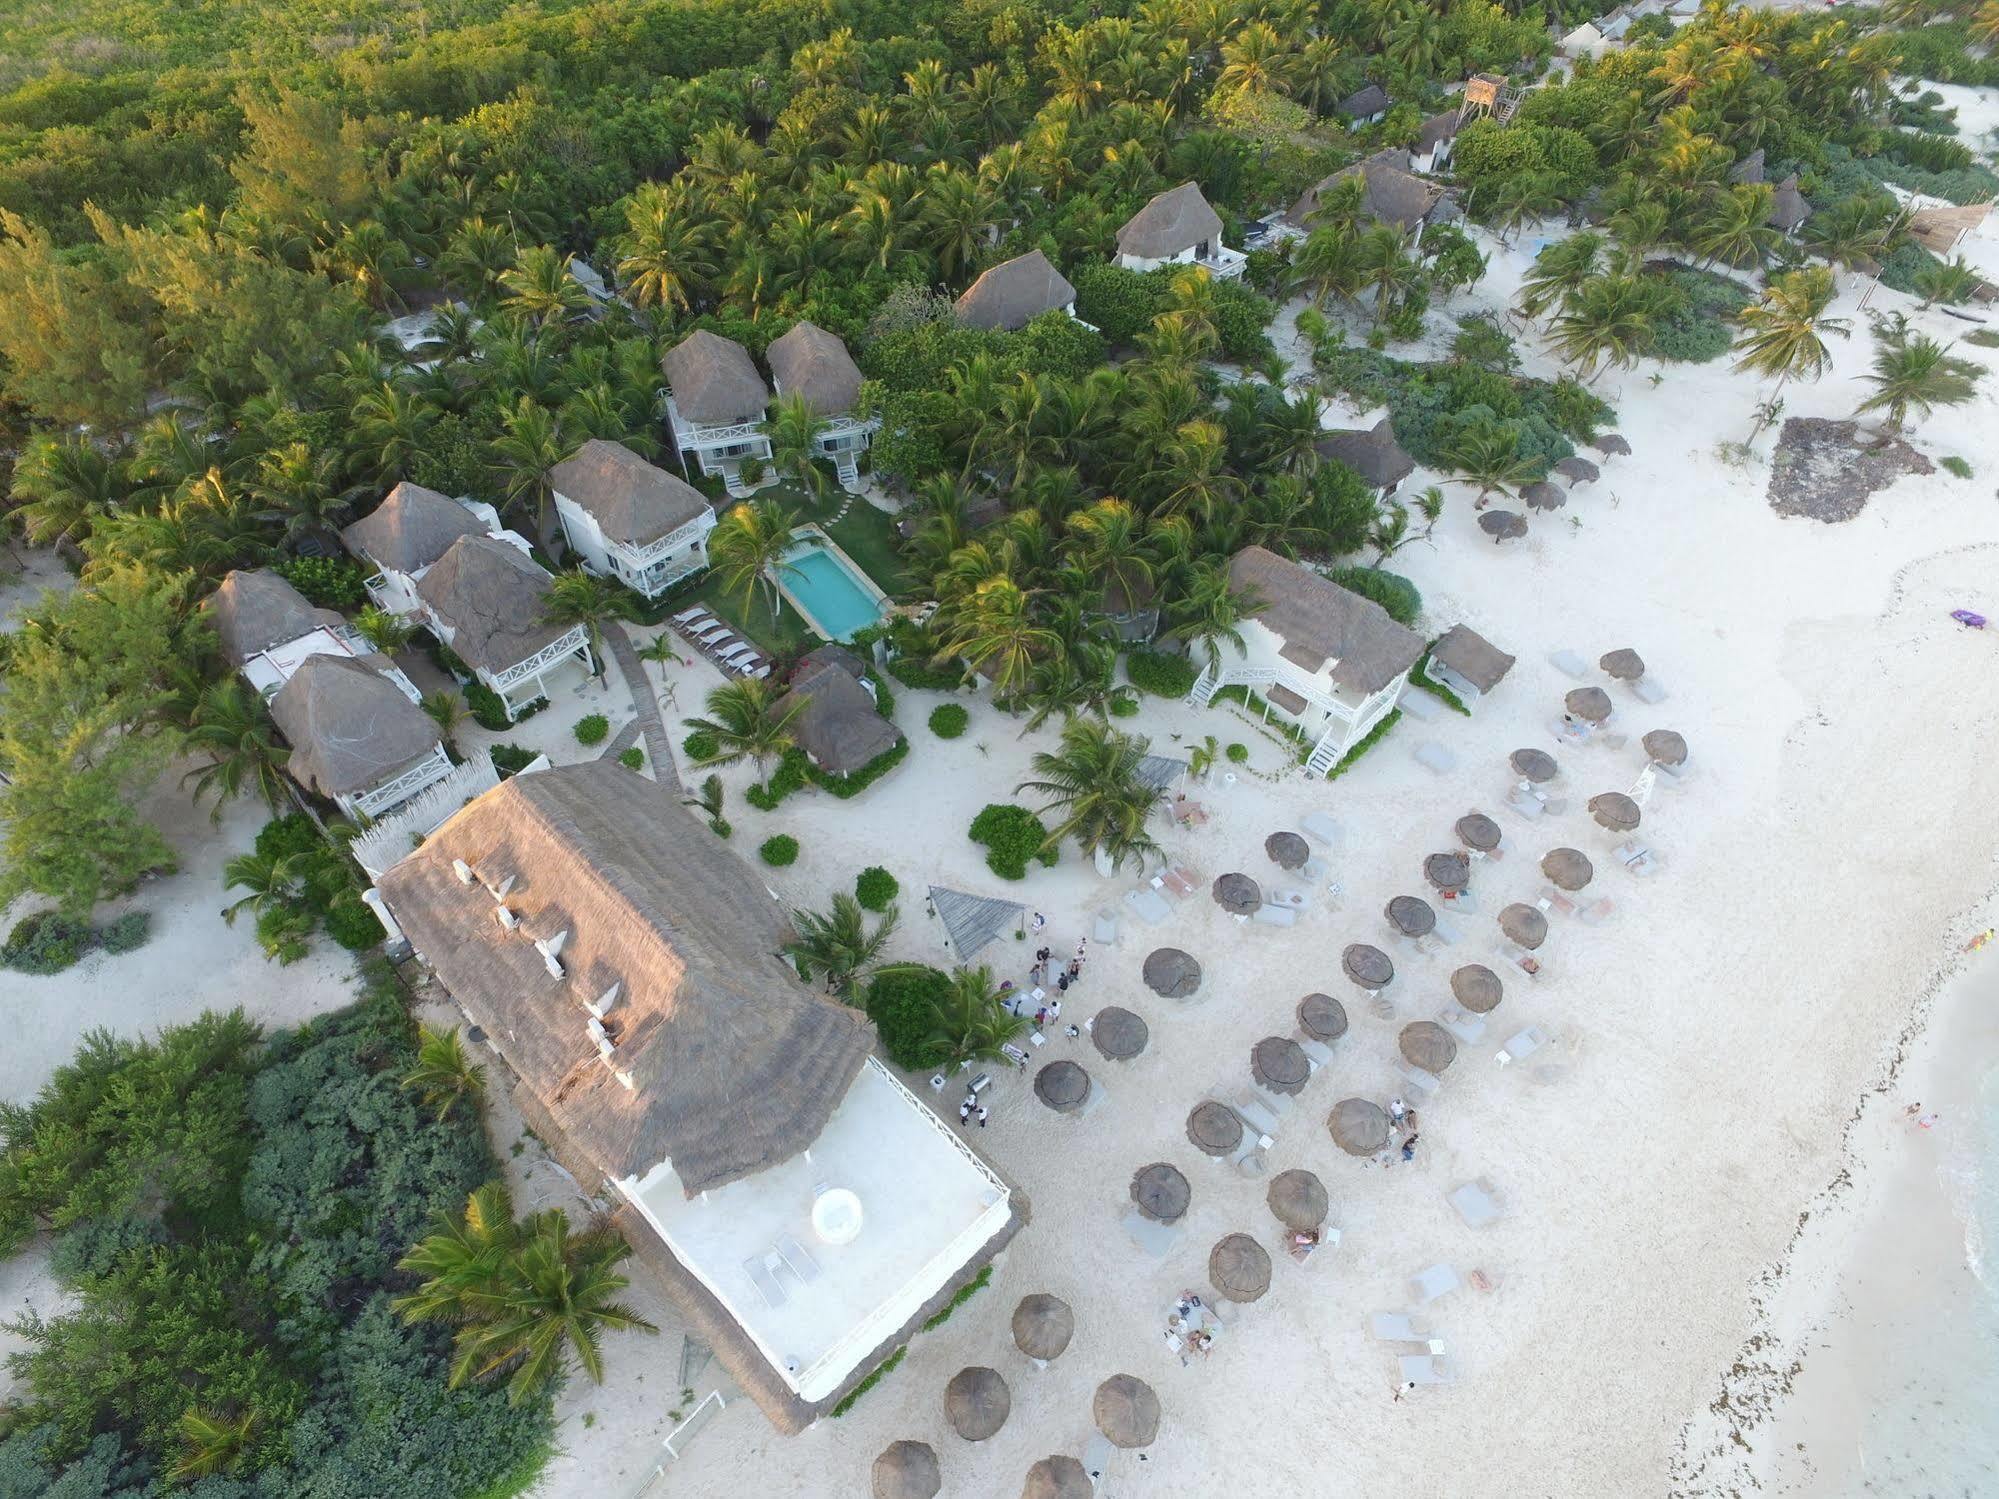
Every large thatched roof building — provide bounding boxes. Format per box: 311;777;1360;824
954;250;1078;331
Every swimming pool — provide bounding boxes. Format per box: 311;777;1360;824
771;532;887;642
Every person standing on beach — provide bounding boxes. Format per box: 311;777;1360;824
959;1099;972;1127
976;1105;989;1128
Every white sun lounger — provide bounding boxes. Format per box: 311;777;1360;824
718;641;759;665
690;620;730;641
1409;1263;1461;1305
1083;1433;1116;1484
1371;1311;1431;1342
702;632;740;655
1236;1095;1283;1138
1413;741;1457;775
1124;887;1171;926
1301;811;1342;847
1399;689;1439;723
1121;1206;1180;1261
744;1255;787;1309
1632;676;1668;705
1549;649;1588;679
1399;1353;1455;1386
1252;902;1297;927
672;605;709;624
1496;1026;1548;1066
1298;1037;1335;1069
1398;1064;1441;1100
1093;910;1118;945
1448;1180;1505;1228
776;1233;821;1283
1438;1008;1486;1045
747;664;771;679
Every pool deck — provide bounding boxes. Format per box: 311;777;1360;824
770;524;891;642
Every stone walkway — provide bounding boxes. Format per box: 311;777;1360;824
606;623;682;794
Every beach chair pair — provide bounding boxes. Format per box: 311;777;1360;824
1301;811;1342;848
1412;740;1457;776
1438;1006;1486;1045
1495;1026;1548;1066
1251;902;1297;927
1447;1178;1506;1229
1123;886;1171;926
1409;1263;1461;1305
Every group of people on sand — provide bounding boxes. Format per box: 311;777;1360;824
1382;1097;1420;1165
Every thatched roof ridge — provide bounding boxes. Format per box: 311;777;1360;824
1337;83;1392;119
1316;417;1416;490
269;654;441;798
1417;109;1461;152
662;329;770;424
377;761;875;1194
1227;545;1425;694
549;439;709;547
206;568;342;665
1431;623;1515;694
1117;181;1224;259
1770;174;1811;232
767;320;865;417
416;534;568;674
342;482;487;575
776;657;903;775
1729;147;1766;185
1289;150;1448;232
954;250;1077;332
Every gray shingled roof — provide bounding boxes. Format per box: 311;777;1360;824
1417;110;1461;153
342;482;487;575
1770;174;1811;232
1430;623;1516;695
377;761;876;1195
1337;83;1391;119
1227;545;1425;695
1117;181;1224;260
269;653;442;798
206;569;343;665
1288;151;1449;232
549;439;709;547
416;534;569;674
766;320;864;418
661;329;770;424
954;250;1076;332
776;657;904;776
1315;418;1416;489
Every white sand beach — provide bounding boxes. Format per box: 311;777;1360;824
496;223;1999;1498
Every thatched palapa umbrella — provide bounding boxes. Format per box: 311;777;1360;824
1643;729;1687;767
1130;1162;1190;1223
1092;1374;1161;1449
1589;791;1642;833
1510;747;1558;783
946;1366;1010;1441
1212;872;1262;915
1600;648;1646;681
1209;1233;1272;1303
1034;1060;1090;1114
1386;895;1436;937
1455;812;1501;853
1565;686;1612;724
1011;1294;1074;1362
1187;1100;1243;1157
873;1442;941;1499
1252;1035;1310;1096
1521;480;1566;512
1542;847;1593;891
1330;1097;1391;1156
1297;991;1348;1042
1554;455;1599;485
1400;1020;1458;1075
1143;947;1201;998
1267;1168;1329;1231
1478;509;1528;542
1265;831;1309;870
1499;903;1548;950
1342;942;1394;991
1592;432;1632;456
1091;1006;1148;1061
1023;1457;1091;1499
1424;851;1470;893
1450;963;1503;1014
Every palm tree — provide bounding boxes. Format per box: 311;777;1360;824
1546;274;1662;380
783;894;900;1000
916;965;1029;1069
489;396;568;540
351;384;441;488
1371;487;1444;564
402;1024;488;1122
1287;224;1366;311
1216;21;1294;96
1356;224;1424;326
356;604;417;653
1064;498;1159;625
764;392;830;502
1692;184;1779;270
219;850;307;926
920;169;999;283
938;576;1058;701
1448;423;1542;509
422;690;469;756
1515;232;1603;322
613;184;715;312
1852;326;1981;435
499;244;590;329
1165;559;1255;678
707;496;802;617
181;678;291;815
170;1407;259;1481
7;432;123;548
439;218;516;305
1016;717;1162;874
681;678;802;779
542;568;638;683
1733;266;1850;438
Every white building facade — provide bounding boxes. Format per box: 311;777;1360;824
1114;181;1247;280
549;438;717;599
662;329;774;497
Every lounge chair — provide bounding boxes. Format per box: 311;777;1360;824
1448;1179;1505;1228
1399;1353;1455;1386
1121;1206;1180;1261
1161;863;1199;897
1548;648;1588;679
1124;887;1171;925
747;664;771;679
1093;909;1118;945
1398;1063;1441;1100
1371;1311;1430;1342
1409;1263;1461;1305
1413;741;1457;775
744;1255;787;1309
1535;888;1577;919
1438;1007;1485;1045
1495;1026;1547;1066
1505;784;1545;820
717;642;758;666
1399;690;1439;723
1298;1037;1335;1069
1301;811;1342;847
776;1233;821;1283
1632;676;1668;705
1236;1094;1283;1137
689;620;730;642
702;632;740;655
1083;1433;1116;1484
1578;896;1616;924
1251;902;1296;927
672;605;709;624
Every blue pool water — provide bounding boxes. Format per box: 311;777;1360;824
778;543;884;641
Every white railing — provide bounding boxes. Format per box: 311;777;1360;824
352;753;501;878
678;418;766;448
1199;246;1249;279
353;745;455;818
615;515;713;566
491;627;589;688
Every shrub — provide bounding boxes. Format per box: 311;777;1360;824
682;728;720;763
324;897;385;951
888;654;965;690
618;746;645;770
855;866;900;912
463;679;511;731
1109;696;1140;717
1327;708;1402;778
3;910;90;974
1326;565;1421;626
98;911;151;955
968;803;1054;880
573;713;610;746
1225;742;1249;764
490;742;538;776
928;703;969;738
830;1346;906;1418
745;747;810;809
256;811;323;862
863;964;953;1070
806;740;909;799
759;834;800;867
276;556;366;609
1941;455;1973;479
921;1265;993;1331
1124;648;1197;697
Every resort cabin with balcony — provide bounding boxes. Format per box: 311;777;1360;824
377;762;1021;1434
549;439;716;599
766;321;879;490
1287;150;1456;245
342;481;509;619
954;249;1078;332
416;534;593;721
1316;417;1416;498
1411;109;1462;174
662;330;773;497
776;646;904;780
1420;623;1516;714
1193;545;1425;775
205;568;449;816
1114;181;1246;280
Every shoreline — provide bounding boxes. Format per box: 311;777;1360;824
1673;888;1999;1496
